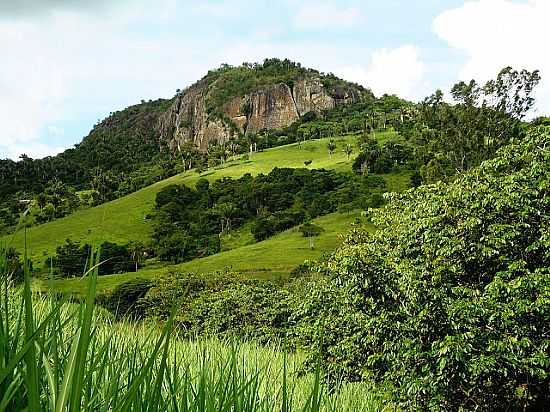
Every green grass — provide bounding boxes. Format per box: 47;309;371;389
6;134;374;263
1;247;392;411
36;211;371;297
7;130;407;297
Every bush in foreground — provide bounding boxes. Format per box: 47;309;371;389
301;126;550;410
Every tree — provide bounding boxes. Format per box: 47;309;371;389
246;134;258;156
0;246;24;283
352;138;380;175
98;242;133;276
420;67;541;173
327;139;337;159
214;202;237;234
52;239;91;277
127;241;146;272
91;170;120;204
35;192;47;209
298;222;324;249
343;143;353;160
178;141;198;170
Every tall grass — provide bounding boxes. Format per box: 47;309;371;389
0;242;389;411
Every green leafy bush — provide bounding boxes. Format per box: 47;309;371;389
137;272;309;343
98;278;152;319
300;126;550;410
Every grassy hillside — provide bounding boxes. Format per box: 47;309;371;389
6;132;404;263
37;210;372;296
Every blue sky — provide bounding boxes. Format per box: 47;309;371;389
1;0;548;160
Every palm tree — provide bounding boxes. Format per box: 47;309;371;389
229;142;239;160
343;143;353;160
246;134;258;157
127;241;146;272
214;202;237;234
327;139;337;159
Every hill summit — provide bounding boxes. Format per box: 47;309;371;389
158;58;371;151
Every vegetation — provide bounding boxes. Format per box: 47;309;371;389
151;166;383;263
2;60;549;411
299;125;550;409
0;99;174;233
202;58;371;116
36;211;369;297
5;134;399;263
0;246;390;411
398;67;540;182
94;124;550;410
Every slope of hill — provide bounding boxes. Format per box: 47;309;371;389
1;58;372;234
35;209;374;296
7;133;404;263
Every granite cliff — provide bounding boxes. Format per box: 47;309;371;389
158;61;368;152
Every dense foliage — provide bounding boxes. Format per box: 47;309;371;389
152;168;388;262
300;126;550;410
399;67;540;182
126;125;550;410
47;239;139;277
1;249;388;411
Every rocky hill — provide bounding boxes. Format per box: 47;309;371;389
0;59;371;222
158;59;370;151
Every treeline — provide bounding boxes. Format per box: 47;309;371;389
43;239;147;278
152;167;387;263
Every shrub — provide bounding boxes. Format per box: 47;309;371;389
98;278;152;319
136;272;312;344
300;126;550;410
50;239;91;277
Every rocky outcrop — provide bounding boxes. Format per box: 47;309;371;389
245;83;300;134
158;76;363;151
292;77;335;115
158;80;235;152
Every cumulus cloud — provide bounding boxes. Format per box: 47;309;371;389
336;45;427;100
433;0;550;116
293;3;363;30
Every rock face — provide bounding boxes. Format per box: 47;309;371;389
158;76;363;151
158;79;235;152
246;83;300;134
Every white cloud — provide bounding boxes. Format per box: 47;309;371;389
336;45;427;100
4;142;65;160
433;0;550;116
0;5;217;160
47;125;65;138
293;3;362;30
